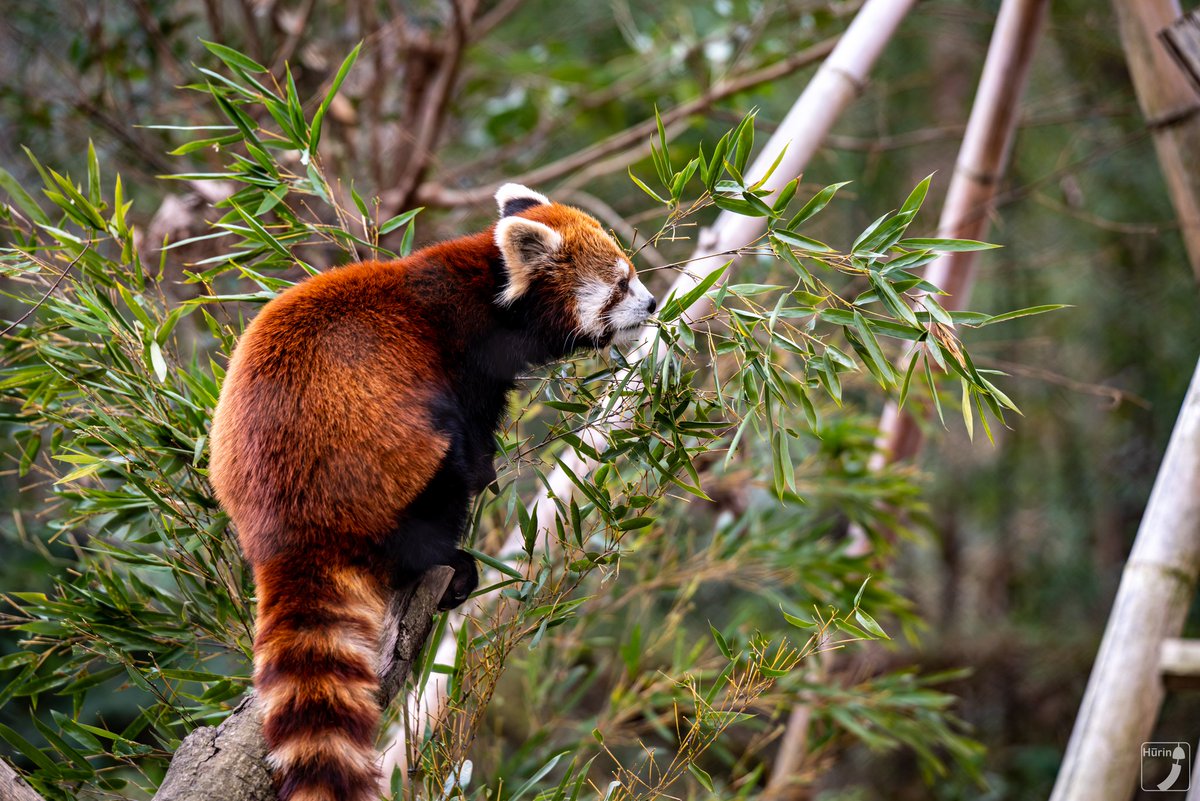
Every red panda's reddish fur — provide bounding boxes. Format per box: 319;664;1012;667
209;196;648;801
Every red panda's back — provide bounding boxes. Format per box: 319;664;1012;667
209;261;451;564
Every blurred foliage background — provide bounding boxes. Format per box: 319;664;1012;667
0;1;1198;800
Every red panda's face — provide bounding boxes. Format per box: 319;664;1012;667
493;184;657;349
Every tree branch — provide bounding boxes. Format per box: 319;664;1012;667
150;567;453;801
0;761;46;801
470;0;525;40
390;0;480;208
403;34;838;209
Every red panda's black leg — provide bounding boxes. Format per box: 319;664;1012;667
385;437;480;609
439;549;479;610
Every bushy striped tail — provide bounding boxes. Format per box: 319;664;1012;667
253;556;388;801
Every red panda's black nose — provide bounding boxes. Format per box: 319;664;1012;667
646;297;657;314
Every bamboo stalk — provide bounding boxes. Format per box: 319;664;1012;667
1050;358;1200;800
1114;0;1200;281
865;0;1049;497
380;0;919;778
763;2;1048;796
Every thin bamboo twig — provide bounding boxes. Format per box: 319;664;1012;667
1050;358;1200;801
381;0;918;779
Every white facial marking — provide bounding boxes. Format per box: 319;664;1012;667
576;279;611;338
607;273;654;337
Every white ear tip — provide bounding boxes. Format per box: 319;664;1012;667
496;183;550;215
493;216;516;248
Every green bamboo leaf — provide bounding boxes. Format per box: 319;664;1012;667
897;237;1000;252
380;207;423;235
709;623;732;659
149;341;168;383
961;379;974;440
0;165;49;223
311;41;362;153
689;764;715;792
772;229;833;253
463;546;523;580
977;304;1069;326
772;176;799;213
899;174;932;216
628;168;667;204
869;272;919;328
852;311;896;386
86;140;101;207
0;723;57;772
658;260;729;323
782;609;815;628
787;181;850;229
898;354;920;410
855;610;890;640
201;40;268;73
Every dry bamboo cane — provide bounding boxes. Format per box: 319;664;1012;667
1049;358;1200;801
1113;0;1200;281
857;0;1049;533
765;0;1048;797
379;0;919;780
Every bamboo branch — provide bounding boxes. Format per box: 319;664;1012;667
765;1;1048;796
381;0;917;780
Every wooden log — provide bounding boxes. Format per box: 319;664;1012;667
1050;359;1200;801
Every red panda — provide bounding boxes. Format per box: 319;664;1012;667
207;183;655;801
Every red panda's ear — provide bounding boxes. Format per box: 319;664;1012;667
495;217;562;305
496;183;550;218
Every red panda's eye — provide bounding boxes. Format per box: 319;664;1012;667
618;278;629;292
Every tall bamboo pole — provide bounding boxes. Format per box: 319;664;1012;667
866;0;1048;476
380;0;919;777
1050;358;1200;801
764;2;1048;796
1114;0;1200;281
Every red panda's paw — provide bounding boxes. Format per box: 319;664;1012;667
437;550;479;610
